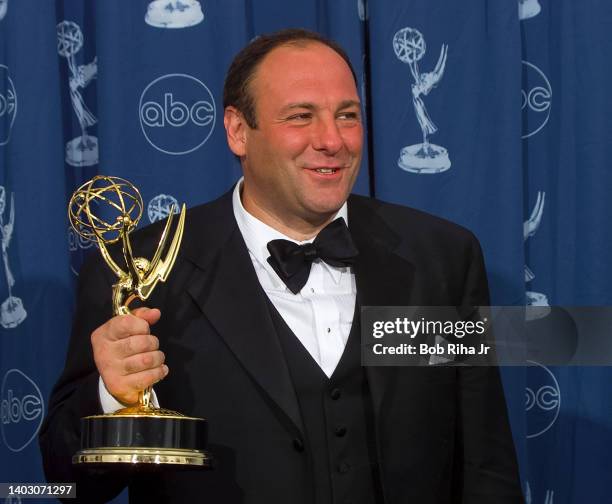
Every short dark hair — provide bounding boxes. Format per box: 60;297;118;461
223;28;358;129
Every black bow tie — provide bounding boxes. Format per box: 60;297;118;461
266;218;359;294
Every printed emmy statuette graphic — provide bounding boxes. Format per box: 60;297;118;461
525;482;554;504
0;187;26;329
393;27;450;174
148;194;179;224
524;191;549;306
357;0;368;21
145;0;204;29
57;21;98;167
519;0;542;21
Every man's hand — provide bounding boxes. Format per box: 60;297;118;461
91;307;168;405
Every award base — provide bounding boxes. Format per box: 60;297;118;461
73;406;210;469
66;136;99;167
398;144;451;174
73;447;208;467
526;291;549;308
1;296;27;329
145;1;204;29
519;0;541;20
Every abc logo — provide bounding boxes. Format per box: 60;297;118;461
525;361;560;439
521;60;552;139
68;225;96;277
139;73;216;155
1;369;44;452
68;225;95;252
0;64;17;146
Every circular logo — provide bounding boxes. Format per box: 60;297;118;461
521;61;552;139
1;369;44;452
525;361;561;438
69;221;101;277
0;64;17;146
148;194;179;223
67;225;96;252
139;73;216;155
68;223;97;277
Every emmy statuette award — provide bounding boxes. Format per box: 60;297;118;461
68;175;209;468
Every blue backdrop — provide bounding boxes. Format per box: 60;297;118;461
1;1;611;502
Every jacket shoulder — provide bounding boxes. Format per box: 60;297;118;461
349;194;480;248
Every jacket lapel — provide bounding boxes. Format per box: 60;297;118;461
348;196;416;417
182;192;304;435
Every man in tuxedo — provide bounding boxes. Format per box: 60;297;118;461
40;29;522;503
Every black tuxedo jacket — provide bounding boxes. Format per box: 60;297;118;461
40;191;522;503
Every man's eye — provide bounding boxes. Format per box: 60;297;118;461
287;113;312;121
338;112;360;121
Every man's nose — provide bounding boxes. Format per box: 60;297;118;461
312;116;343;154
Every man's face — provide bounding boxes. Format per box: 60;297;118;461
226;42;363;230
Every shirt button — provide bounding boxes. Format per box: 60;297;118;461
292;438;305;452
330;388;341;400
334;425;347;437
338;461;351;474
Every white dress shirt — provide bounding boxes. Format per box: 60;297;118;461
232;179;356;378
100;179;356;412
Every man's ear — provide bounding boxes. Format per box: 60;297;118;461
224;106;248;157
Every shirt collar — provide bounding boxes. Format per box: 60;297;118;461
232;178;348;289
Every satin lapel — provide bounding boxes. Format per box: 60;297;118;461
184;205;304;435
348;196;415;417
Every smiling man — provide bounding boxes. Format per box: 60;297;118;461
224;38;362;240
41;29;522;504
